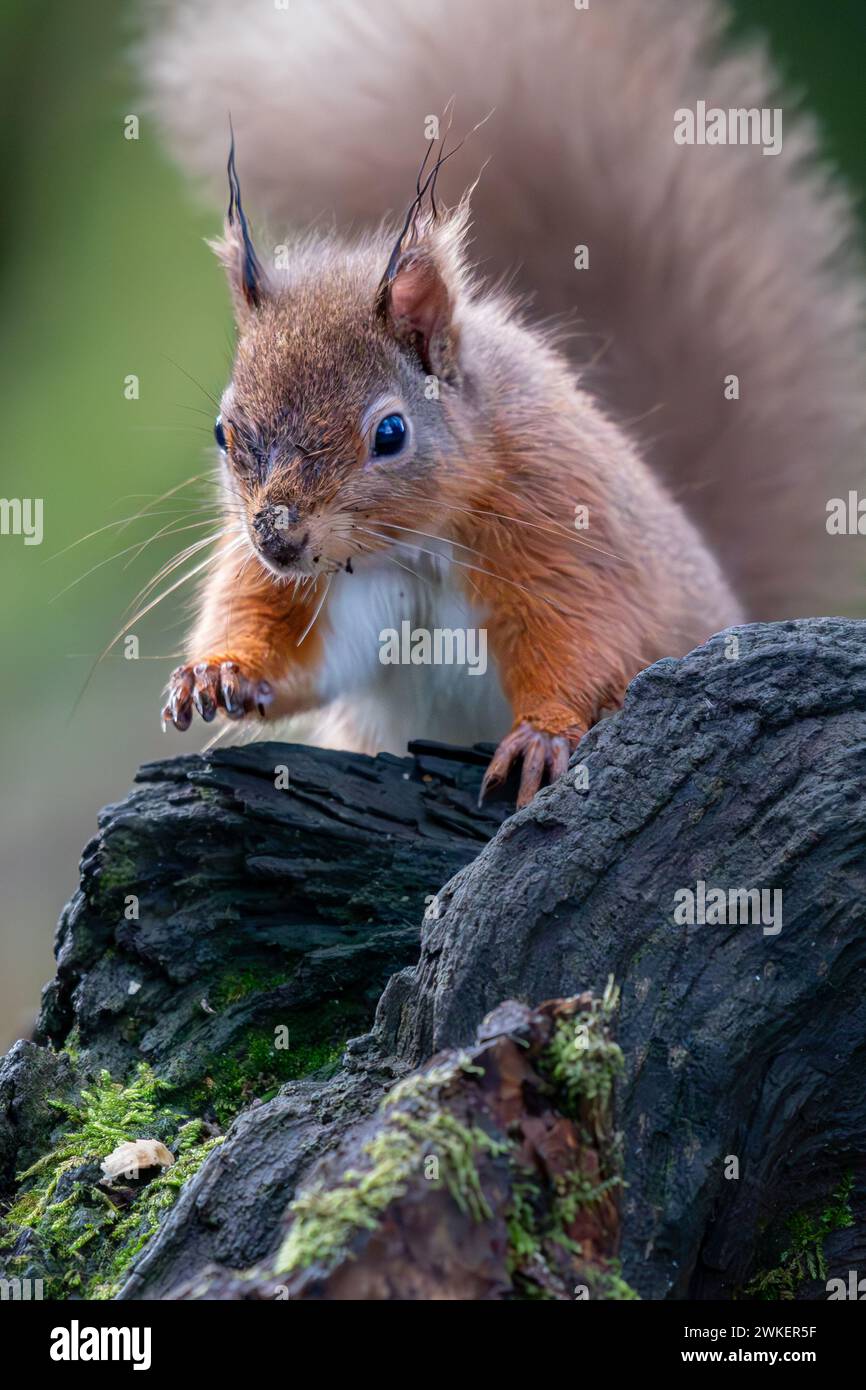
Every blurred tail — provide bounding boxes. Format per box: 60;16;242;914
139;0;866;618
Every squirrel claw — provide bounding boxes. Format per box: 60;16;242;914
162;659;273;730
480;722;576;809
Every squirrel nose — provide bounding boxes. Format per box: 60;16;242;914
252;504;309;567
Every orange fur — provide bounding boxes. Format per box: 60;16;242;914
143;0;865;801
163;211;741;801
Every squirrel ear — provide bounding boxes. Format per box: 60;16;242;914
209;134;269;324
375;232;462;383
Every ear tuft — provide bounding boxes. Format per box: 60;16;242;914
210;132;269;323
376;205;470;382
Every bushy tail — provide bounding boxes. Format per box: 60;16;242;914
139;0;866;618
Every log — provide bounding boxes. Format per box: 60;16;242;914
166;994;631;1302
1;617;864;1301
0;740;508;1297
374;615;866;1299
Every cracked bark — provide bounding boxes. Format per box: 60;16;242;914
1;617;864;1300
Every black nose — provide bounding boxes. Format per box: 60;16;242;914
252;504;309;567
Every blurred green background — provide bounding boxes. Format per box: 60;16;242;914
0;0;864;1047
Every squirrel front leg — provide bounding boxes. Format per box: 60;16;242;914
474;578;633;809
162;541;325;730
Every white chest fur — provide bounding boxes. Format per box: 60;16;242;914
301;545;511;756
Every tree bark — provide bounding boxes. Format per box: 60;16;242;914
2;617;864;1301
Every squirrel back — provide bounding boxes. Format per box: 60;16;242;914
140;0;866;619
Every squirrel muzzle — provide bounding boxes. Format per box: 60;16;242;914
251;502;310;574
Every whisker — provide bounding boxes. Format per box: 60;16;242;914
120;536;244;637
403;492;625;564
48;520;223;603
66;536;247;728
202;720;237;753
163;355;221;410
121;515;228;573
369;520;487;562
296;574;332;646
356;526;574;618
44;509;209;563
113;470;228;536
122;529;236;619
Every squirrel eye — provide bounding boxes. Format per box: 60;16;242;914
372;412;407;458
214;414;227;451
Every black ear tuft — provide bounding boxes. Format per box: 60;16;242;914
227;128;264;310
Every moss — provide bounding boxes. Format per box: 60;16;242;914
275;992;636;1298
539;977;625;1145
742;1173;855;1300
581;1261;641;1301
505;980;638;1301
208;965;291;1010
7;1063;166;1225
187;1026;348;1128
4;988;635;1300
179;995;368;1125
95;830;139;898
276;1053;507;1275
505;1179;541;1267
88;1121;223;1300
0;1064;221;1298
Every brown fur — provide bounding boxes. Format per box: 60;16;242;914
141;0;865;799
165;212;740;800
140;0;866;618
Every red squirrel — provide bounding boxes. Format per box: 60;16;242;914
144;0;866;807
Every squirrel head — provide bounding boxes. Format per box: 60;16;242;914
210;140;479;582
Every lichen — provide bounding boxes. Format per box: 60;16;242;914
95;830;139;898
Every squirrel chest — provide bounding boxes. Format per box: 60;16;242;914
307;547;512;757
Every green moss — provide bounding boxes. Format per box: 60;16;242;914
179;996;369;1125
581;1261;641;1301
188;1028;347;1127
8;1063;166;1225
539;977;625;1144
96;830;139;897
742;1174;855;1300
276;1054;507;1275
505;1179;541;1266
209;965;291;1010
1;1064;221;1298
275;990;636;1299
505;980;638;1301
88;1121;223;1299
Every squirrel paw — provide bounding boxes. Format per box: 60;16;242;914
479;720;579;810
161;660;273;731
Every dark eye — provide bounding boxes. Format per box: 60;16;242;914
372;412;407;458
214;414;227;451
